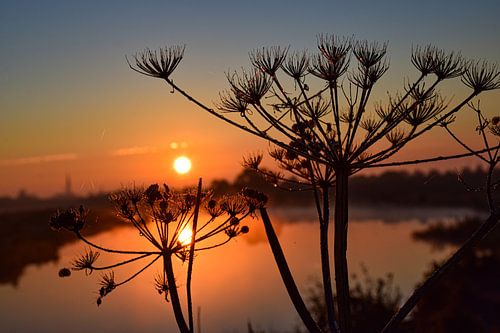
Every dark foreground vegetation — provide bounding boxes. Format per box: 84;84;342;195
410;217;500;332
288;217;500;333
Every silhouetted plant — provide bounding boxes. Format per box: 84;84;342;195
129;35;500;332
51;179;265;333
305;266;402;333
410;216;500;332
380;103;500;332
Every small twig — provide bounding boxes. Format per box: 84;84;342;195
76;232;161;255
362;144;500;168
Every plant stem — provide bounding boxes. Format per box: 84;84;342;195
320;185;339;333
334;169;351;333
164;254;190;333
187;178;202;333
259;207;321;333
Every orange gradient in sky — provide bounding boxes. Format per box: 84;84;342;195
1;48;497;198
2;0;499;199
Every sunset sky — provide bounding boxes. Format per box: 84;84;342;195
1;0;500;197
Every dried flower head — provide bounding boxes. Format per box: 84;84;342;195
317;34;351;63
58;267;71;278
490;122;500;136
154;273;169;302
242;153;263;170
49;205;88;232
360;117;380;134
218;90;248;115
250;46;288;76
242;188;268;209
375;102;397;124
404;95;447;127
431;49;464;80
72;248;100;275
310;52;349;82
109;192;135;220
128;45;185;79
462;60;500;93
205;199;224;218
385;129;406;145
411;45;437;75
282;50;310;79
220;194;247;216
298;96;330;119
98;271;116;301
144;184;162;205
350;59;389;89
353;40;388;69
227;69;273;104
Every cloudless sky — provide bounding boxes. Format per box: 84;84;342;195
1;0;500;197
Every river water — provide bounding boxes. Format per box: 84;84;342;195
0;206;475;332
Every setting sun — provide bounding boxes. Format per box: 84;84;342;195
173;156;192;175
178;227;193;246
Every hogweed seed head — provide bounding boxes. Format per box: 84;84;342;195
353;40;388;69
386;129;406;145
49;205;88;232
431;49;464;80
72;248;100;275
129;45;185;79
250;46;288;76
411;45;437;75
317;34;351;63
218;90;248;115
144;184;162;205
227;69;273;104
282;50;310;79
310;52;349;82
242;153;263;170
462;60;500;93
58;268;71;278
242;188;268;208
404;95;447;127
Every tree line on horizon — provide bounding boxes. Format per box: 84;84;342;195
211;166;491;208
0;166;492;211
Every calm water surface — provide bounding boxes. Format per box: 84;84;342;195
0;206;472;332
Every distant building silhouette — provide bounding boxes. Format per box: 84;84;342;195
65;174;73;197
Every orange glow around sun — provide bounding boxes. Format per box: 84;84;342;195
178;227;193;246
173;156;192;175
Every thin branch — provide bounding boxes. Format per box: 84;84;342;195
362;144;500;168
115;254;162;288
76;232;161;255
91;253;153;271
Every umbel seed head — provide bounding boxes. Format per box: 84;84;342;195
58;268;71;278
49;206;87;232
